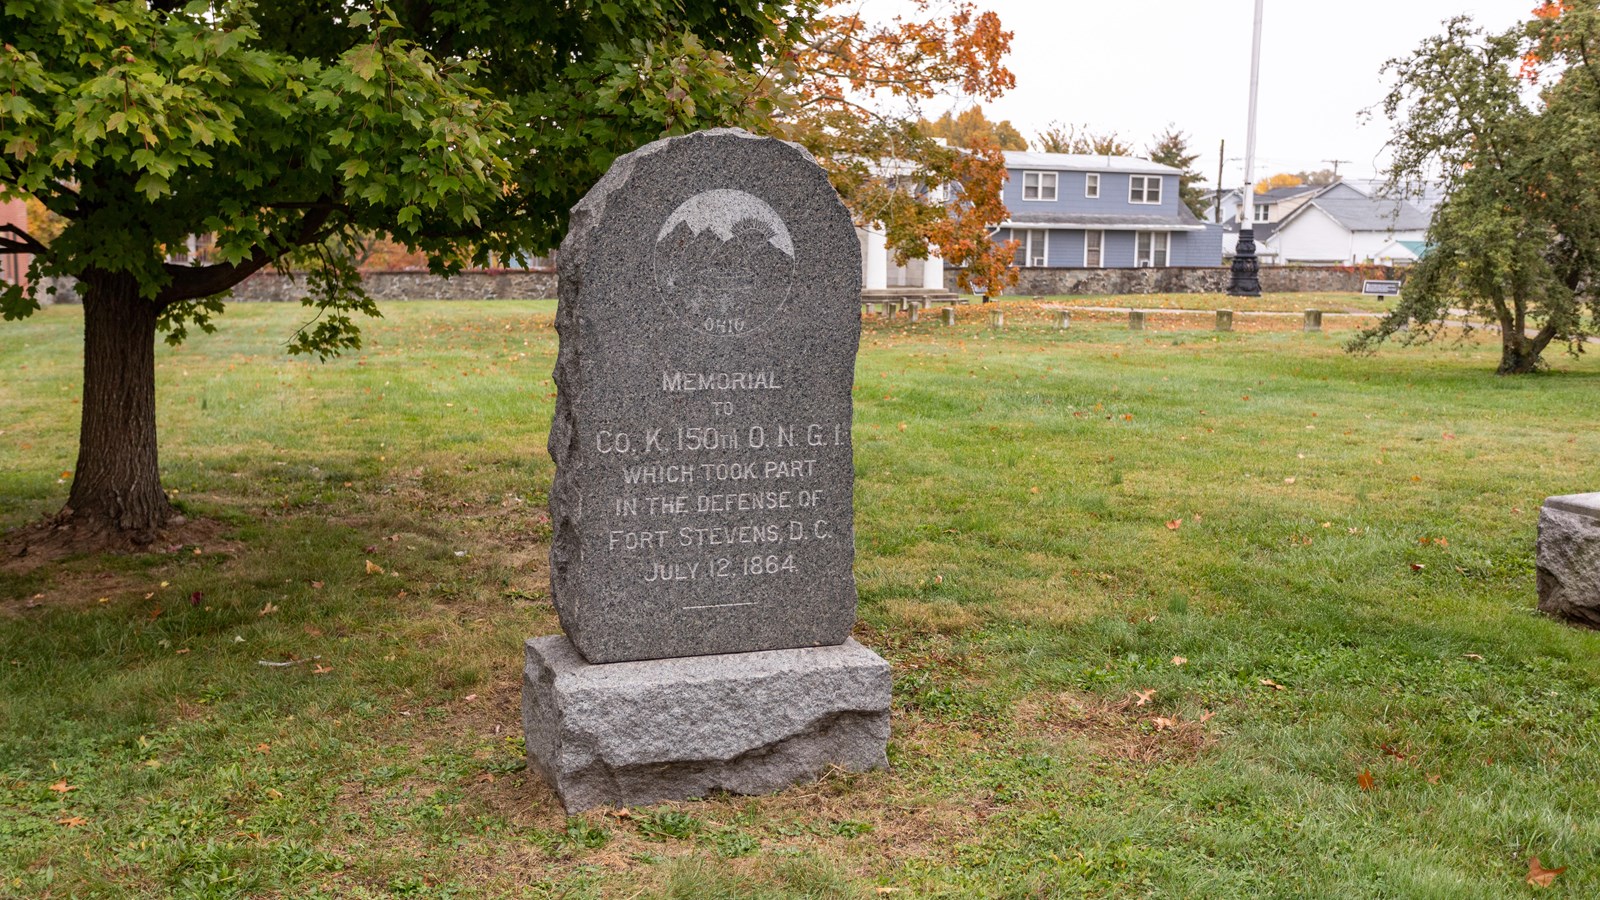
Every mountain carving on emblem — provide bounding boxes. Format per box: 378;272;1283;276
653;189;797;337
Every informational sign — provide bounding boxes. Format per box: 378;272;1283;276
1362;279;1402;296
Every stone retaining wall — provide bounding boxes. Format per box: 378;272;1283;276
38;264;1397;306
36;269;558;305
233;269;558;302
999;265;1404;296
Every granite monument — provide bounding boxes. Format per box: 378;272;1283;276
524;129;890;812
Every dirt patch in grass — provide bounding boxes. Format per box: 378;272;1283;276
1;513;235;572
1;515;238;612
1014;691;1217;765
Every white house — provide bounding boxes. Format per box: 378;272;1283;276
1264;182;1432;264
857;225;946;291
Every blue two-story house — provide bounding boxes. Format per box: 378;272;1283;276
994;151;1223;269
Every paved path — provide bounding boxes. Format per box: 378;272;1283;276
1046;304;1379;318
1042;304;1600;344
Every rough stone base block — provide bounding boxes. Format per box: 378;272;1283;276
522;636;890;813
1538;493;1600;628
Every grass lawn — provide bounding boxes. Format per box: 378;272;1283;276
3;297;1599;898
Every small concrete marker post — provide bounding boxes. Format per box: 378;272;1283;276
1129;310;1146;331
1537;493;1600;628
1303;309;1323;333
907;305;919;324
942;306;956;326
989;309;1004;330
1054;310;1070;330
1216;309;1234;332
529;128;890;813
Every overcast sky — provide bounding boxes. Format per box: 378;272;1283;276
869;0;1530;186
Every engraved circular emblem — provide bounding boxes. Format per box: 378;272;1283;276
653;189;796;337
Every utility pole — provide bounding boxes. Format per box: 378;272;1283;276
1227;0;1265;297
1214;138;1225;224
1322;158;1351;180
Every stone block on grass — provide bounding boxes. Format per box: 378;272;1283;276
522;635;891;813
1538;493;1600;628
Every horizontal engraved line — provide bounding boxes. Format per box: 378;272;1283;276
680;602;759;611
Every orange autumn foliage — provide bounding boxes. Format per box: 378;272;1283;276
768;2;1020;298
1254;172;1305;194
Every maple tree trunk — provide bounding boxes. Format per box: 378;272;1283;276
65;270;174;541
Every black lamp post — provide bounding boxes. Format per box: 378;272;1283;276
1227;0;1265;297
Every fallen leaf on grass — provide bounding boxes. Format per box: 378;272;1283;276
365;560;384;575
256;743;271;754
48;780;76;794
310;581;324;590
259;602;278;616
609;808;633;820
189;591;203;606
1381;744;1407;760
463;693;478;702
1199;710;1215;723
1462;653;1484;661
1357;770;1375;791
1283;477;1296;485
1259;679;1285;691
1133;689;1155;707
1410;563;1426;571
1527;857;1566;888
303;625;323;637
874;889;901;896
1426;773;1441;784
312;664;333;675
1165;518;1182;530
1171;656;1188;666
1152;716;1177;732
57;816;88;828
475;772;495;784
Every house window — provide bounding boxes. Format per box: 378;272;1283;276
1012;230;1049;267
1254;203;1270;222
1135;232;1169;267
1085;173;1100;199
1129;175;1163;205
1084;230;1103;267
1022;171;1057;201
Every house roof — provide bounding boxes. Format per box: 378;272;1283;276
1334;178;1448;214
1002;207;1208;232
1254;184;1323;203
1291;195;1432;232
1003;151;1180;175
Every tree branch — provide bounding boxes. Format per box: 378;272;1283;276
157;204;335;304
